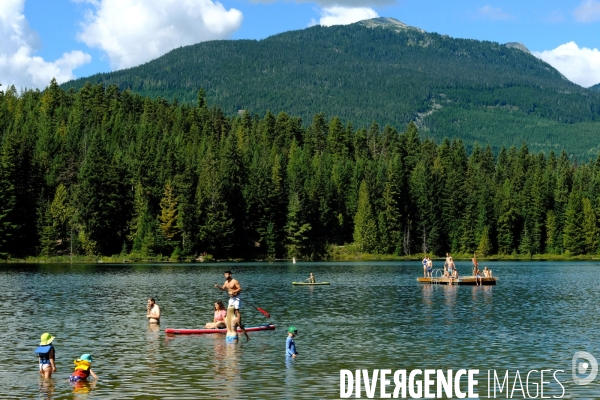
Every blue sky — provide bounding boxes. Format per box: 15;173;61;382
1;0;600;90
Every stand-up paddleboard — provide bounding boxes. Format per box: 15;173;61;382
292;282;330;285
165;324;276;335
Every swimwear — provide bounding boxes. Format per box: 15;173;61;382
228;295;242;310
226;335;238;343
427;267;432;273
214;309;227;322
39;363;51;371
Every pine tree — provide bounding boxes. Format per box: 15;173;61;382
353;180;378;253
159;181;180;242
563;191;585;255
0;137;17;258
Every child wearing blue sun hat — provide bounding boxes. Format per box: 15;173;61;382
69;354;98;382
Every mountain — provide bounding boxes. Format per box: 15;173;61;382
591;83;600;92
62;18;600;157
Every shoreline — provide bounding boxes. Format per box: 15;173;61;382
2;253;600;264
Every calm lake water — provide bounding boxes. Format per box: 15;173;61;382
0;260;599;399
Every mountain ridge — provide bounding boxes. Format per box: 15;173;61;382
61;17;600;157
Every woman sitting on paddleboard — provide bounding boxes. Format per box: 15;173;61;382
205;301;227;329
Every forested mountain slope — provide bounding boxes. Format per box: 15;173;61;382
61;18;600;157
591;83;600;92
2;82;600;260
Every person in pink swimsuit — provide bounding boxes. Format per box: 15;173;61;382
205;300;227;329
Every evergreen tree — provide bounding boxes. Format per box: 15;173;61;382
353;180;378;253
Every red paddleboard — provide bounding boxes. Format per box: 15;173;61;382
165;324;276;335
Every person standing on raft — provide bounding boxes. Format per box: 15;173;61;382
36;332;57;378
147;297;160;324
215;271;249;341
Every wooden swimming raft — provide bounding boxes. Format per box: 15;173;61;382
417;276;498;286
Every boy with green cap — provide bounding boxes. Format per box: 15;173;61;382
35;333;57;378
286;326;299;359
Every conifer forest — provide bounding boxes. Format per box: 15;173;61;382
1;80;599;260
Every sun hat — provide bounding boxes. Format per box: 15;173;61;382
40;333;55;345
80;354;93;362
288;326;298;334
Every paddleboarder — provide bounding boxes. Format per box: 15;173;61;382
215;271;249;341
147;297;160;324
306;272;316;283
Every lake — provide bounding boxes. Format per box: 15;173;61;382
0;261;599;399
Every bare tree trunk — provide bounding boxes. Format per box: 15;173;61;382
403;221;412;255
422;226;428;255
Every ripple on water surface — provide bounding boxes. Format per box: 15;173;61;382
0;261;599;398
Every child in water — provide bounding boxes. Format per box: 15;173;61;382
69;354;98;382
36;332;57;378
286;326;299;359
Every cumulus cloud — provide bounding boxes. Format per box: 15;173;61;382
0;0;91;90
573;0;600;22
76;0;243;70
534;42;600;88
477;5;514;20
310;6;378;27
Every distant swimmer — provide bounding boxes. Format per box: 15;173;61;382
205;300;227;329
215;271;249;341
36;333;57;378
306;272;316;283
147;297;160;324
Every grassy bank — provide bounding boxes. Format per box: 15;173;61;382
3;247;600;264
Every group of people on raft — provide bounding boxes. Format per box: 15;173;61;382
422;253;493;284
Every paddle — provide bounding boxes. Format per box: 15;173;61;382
213;286;271;318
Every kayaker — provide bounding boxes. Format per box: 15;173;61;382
225;306;238;343
69;354;98;382
306;272;316;283
215;271;249;341
205;300;227;329
286;326;299;359
147;297;160;324
36;332;57;378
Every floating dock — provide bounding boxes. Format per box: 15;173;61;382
417;276;498;286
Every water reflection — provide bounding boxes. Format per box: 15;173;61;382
70;379;96;398
37;378;55;399
211;336;241;399
2;262;600;398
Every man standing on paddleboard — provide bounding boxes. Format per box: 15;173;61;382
215;271;249;341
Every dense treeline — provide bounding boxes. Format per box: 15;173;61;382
61;19;600;157
1;81;600;260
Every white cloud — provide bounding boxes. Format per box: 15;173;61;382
534;42;600;88
573;0;600;23
0;0;91;90
314;6;379;27
477;5;514;20
76;0;243;70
